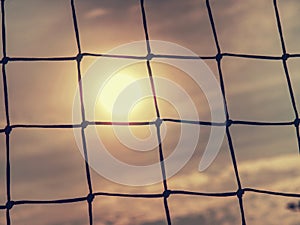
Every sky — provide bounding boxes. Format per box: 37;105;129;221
1;0;300;225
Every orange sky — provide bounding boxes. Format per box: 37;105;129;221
1;0;300;225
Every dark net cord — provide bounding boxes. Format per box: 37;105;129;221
140;0;172;224
205;0;247;223
0;0;300;225
70;0;94;225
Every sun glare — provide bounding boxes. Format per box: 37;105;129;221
96;72;143;118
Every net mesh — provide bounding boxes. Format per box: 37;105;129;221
0;0;300;224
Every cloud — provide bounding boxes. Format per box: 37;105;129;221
2;0;300;225
84;8;110;19
3;149;299;225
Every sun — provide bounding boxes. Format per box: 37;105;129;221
96;72;143;118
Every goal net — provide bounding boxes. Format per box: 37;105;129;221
0;0;300;225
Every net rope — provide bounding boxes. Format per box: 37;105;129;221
0;0;300;224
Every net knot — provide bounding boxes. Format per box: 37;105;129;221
146;53;154;61
4;125;11;135
226;119;233;127
86;193;94;203
282;53;290;61
76;53;83;63
294;118;300;127
6;201;14;210
237;189;244;198
163;190;171;198
81;121;89;129
155;118;163;127
216;53;223;62
1;56;9;65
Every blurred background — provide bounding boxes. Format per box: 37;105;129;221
1;0;300;224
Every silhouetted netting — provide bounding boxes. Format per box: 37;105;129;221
1;0;300;225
